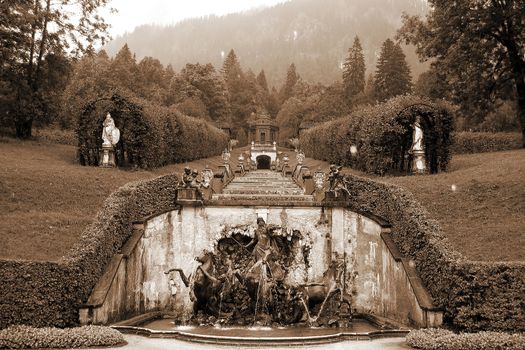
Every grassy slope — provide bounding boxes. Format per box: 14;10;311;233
0;139;523;262
383;150;525;262
0;139;229;261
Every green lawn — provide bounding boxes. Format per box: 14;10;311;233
0;139;523;262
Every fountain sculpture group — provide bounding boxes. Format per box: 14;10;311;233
165;217;352;327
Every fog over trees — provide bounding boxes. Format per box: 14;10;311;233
105;0;429;86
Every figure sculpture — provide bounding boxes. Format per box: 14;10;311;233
99;112;120;167
244;218;284;306
201;166;213;188
328;164;343;192
410;116;427;174
102;113;120;147
411;116;424;152
181;167;200;188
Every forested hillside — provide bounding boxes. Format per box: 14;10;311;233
106;0;428;86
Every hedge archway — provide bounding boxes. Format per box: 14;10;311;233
300;95;454;175
77;93;150;168
77;93;229;169
392;103;454;174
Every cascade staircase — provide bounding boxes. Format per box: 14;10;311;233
212;170;314;203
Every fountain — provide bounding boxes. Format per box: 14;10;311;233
165;218;352;328
81;165;443;345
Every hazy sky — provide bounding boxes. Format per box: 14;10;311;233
105;0;290;37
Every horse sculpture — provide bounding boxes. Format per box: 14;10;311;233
165;250;223;316
300;253;351;325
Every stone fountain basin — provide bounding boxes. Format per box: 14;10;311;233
111;313;410;346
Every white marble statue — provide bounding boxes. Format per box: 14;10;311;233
411;116;424;152
102;113;120;147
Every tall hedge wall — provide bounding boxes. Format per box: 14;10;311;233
342;174;525;331
77;93;228;168
301;95;454;175
0;174;180;329
451;132;522;154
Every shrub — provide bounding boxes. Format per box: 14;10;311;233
301;95;454;175
406;328;525;350
77;93;228;168
0;325;124;349
451;132;521;154
32;127;77;145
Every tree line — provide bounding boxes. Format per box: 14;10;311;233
1;0;523;147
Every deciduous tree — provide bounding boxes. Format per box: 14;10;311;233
398;0;525;147
0;0;111;138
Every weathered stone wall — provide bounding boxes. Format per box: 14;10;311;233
80;205;441;327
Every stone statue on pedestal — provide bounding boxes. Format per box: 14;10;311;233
100;113;120;167
410;116;427;174
411;116;424;152
102;113;120;147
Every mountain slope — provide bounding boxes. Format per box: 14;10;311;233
106;0;429;86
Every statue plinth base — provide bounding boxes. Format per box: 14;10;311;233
99;145;116;168
176;188;203;206
411;150;427;175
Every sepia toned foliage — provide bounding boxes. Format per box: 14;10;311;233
342;36;366;106
451;131;522;154
398;0;525;147
170;63;230;123
0;173;181;328
373;38;412;102
0;325;124;349
105;0;429;86
342;174;525;332
406;328;525;349
77;94;228;168
0;0;112;138
301;95;453;175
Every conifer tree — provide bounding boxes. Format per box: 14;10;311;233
256;70;269;92
342;36;366;104
221;49;256;128
280;63;299;103
373;39;412;102
110;44;138;93
221;49;243;89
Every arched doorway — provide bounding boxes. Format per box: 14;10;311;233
256;155;271;169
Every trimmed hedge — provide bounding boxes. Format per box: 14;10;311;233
77;93;228;168
406;328;525;350
32;127;77;145
0;325;124;349
1;161;523;332
301;95;454;175
451;132;522;154
0;173;180;329
341;174;525;331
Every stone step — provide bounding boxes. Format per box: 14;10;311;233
229;181;297;186
242;172;287;178
227;182;299;187
222;189;304;195
212;194;315;202
223;185;301;191
231;176;293;180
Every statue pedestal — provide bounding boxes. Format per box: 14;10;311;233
99;145;116;168
412;150;427;175
176;188;203;206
